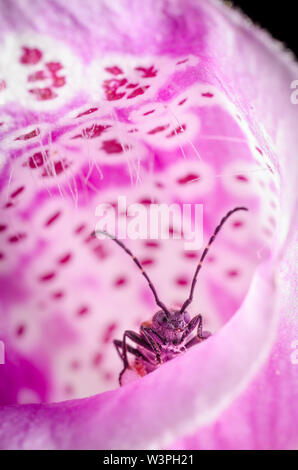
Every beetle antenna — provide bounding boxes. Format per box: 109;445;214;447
97;231;170;316
180;207;248;314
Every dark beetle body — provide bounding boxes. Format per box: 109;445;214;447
114;309;211;380
100;206;248;385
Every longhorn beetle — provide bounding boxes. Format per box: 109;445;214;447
99;206;248;385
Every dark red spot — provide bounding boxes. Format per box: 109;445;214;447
105;66;123;75
177;173;199;185
176;59;188;65
135;65;157;78
39;272;56;282
4;202;14;209
78;306;89;316
15;128;40;141
147;124;169;135
103;78;127;101
29;87;57;101
184;251;198;259
58;253;72;264
233;220;243;228
114;276;127;287
167;124;186;138
143;109;155;116
28;151;45;168
92;352;103;367
127;86;149;99
84;232;95;244
126;83;138;89
76;107;98;118
10;186;25;198
0;252;4;260
141;258;154;266
16;324;26;336
201;92;214;98
46;62;63;73
144;241;160;248
235;175;249;182
53;160;68;175
175;277;188;286
74;224;85;234
178;98;187;106
138;198;153;206
227;269;239;278
0;224;7;232
8;233;27;243
256;147;263;155
93;244;109;260
101;139;125;154
73;123;111;139
52;290;64;299
45;211;61;227
20;47;42;65
28;70;47;82
105;90;126;101
42;160;70;177
102;322;117;344
52;76;66;88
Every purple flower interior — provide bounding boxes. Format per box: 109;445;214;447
0;29;279;404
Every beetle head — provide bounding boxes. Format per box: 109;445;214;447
152;309;191;333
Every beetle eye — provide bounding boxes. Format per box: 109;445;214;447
157;314;167;324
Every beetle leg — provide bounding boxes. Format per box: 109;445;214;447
115;337;157;385
140;326;163;363
114;339;124;360
185;336;200;349
123;330;154;351
119;330;154;369
141;326;163;345
180;314;202;343
113;339;150;364
185;330;211;349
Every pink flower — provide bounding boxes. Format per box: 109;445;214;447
0;0;297;450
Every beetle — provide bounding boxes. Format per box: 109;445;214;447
100;206;248;385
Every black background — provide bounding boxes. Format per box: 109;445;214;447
232;0;297;57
